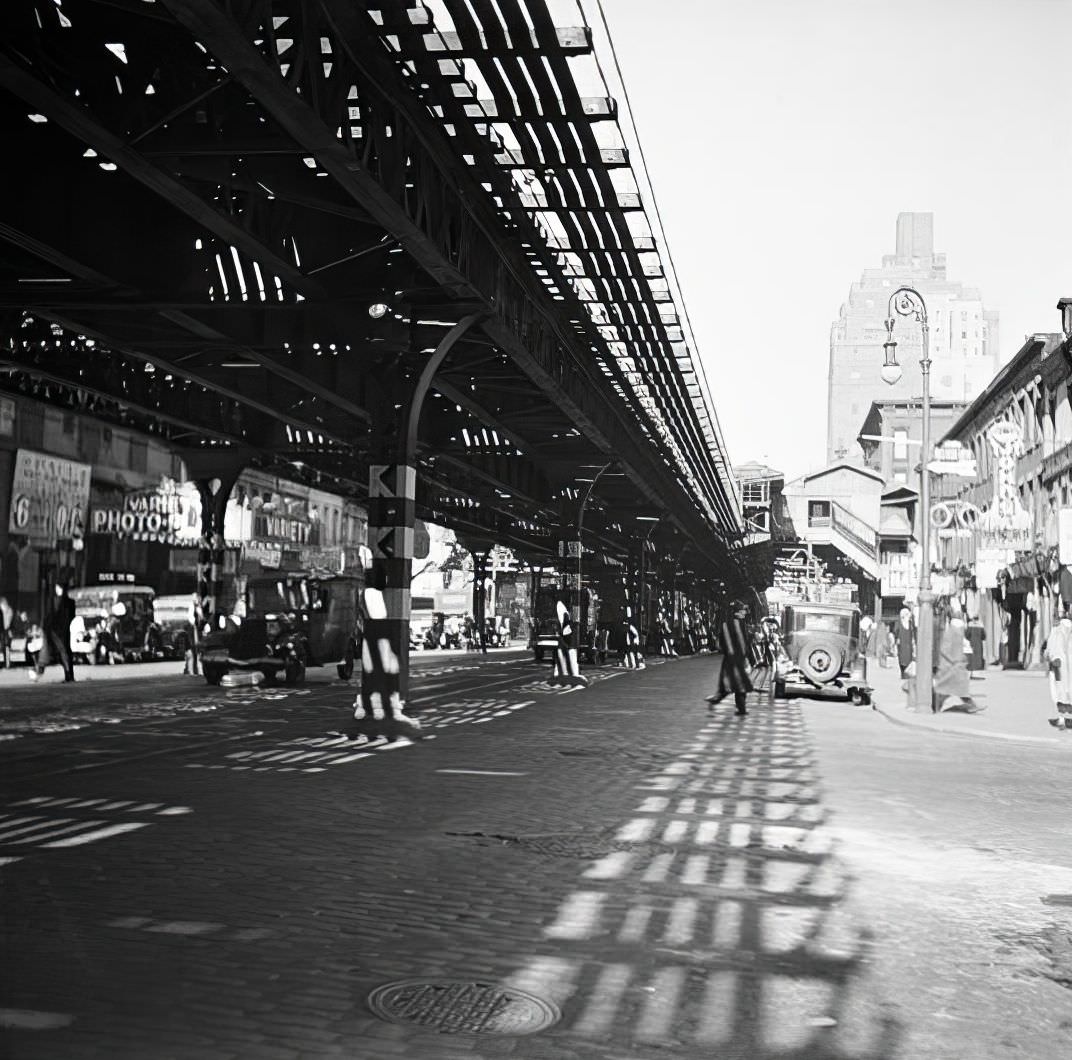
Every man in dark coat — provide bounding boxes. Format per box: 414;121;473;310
895;606;916;679
705;601;753;716
36;582;76;682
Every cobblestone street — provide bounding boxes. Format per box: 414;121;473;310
3;654;1071;1059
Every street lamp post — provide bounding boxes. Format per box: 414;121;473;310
882;286;933;713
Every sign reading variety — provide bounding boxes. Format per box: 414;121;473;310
8;449;91;549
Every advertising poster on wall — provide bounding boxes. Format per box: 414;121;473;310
7;448;92;549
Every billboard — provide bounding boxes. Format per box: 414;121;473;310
7;449;91;549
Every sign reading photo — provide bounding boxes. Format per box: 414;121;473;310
8;448;91;549
89;478;201;545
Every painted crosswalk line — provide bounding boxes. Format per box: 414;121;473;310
181;698;534;775
0;797;192;862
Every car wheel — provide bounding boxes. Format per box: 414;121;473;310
203;665;224;686
337;642;356;680
799;641;844;686
533;648;544;663
774;679;786;700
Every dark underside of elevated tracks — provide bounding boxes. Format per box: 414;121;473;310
0;0;756;594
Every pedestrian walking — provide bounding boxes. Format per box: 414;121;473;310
966;614;986;674
183;598;203;676
859;613;875;657
0;594;11;669
31;582;75;682
705;600;753;716
895;606;916;680
933;602;976;712
1044;608;1072;731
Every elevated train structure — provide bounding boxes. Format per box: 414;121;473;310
0;0;764;704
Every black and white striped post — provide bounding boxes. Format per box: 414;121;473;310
355;314;484;738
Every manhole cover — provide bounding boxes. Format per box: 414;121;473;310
367;978;559;1035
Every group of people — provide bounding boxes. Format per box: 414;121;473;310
421;614;510;652
884;601;980;712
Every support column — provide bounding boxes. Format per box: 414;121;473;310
622;559;644;670
357;462;418;733
355;313;483;738
553;535;587;686
184;450;249;630
473;548;490;653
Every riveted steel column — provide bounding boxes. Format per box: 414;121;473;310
358;314;483;735
185;450;249;628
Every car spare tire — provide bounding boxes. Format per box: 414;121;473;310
799;640;844;685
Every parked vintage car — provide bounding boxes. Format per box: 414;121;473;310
153;593;198;660
69;585;162;664
199;572;362;685
773;601;871;704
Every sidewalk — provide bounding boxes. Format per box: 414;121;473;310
868;657;1072;746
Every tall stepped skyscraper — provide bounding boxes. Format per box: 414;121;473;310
827;213;999;464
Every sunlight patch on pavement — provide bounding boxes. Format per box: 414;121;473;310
543;891;606;939
615;818;655;843
582;851;633;879
635;965;687;1043
572;963;631;1036
501;956;579;1006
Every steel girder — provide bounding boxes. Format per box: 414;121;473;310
0;0;749;589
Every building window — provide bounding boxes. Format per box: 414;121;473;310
961;331;967;339
742;481;769;504
894;472;907;483
808;500;831;527
893;428;908;459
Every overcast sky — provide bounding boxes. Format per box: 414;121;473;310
599;0;1072;481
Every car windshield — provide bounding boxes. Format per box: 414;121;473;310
71;590;117;615
246;581;295;615
796;612;852;636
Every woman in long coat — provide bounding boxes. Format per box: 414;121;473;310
705;601;752;716
933;605;974;711
895;607;916;679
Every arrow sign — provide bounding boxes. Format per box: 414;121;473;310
372;525;414;560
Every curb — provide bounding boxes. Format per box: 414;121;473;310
872;699;1068;747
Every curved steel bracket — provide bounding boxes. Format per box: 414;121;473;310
399;312;487;464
